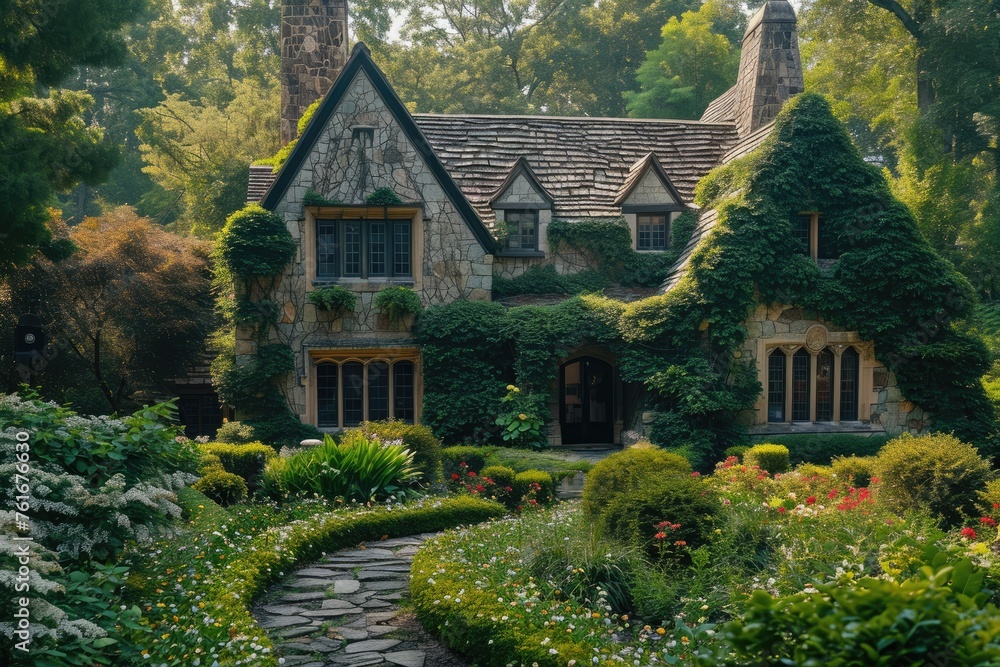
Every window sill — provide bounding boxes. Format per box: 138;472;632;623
635;247;669;253
495;250;545;258
312;278;415;289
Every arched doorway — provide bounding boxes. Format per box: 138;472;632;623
560;356;614;445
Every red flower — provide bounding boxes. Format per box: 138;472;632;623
870;477;881;484
994;503;999;510
806;496;816;505
961;527;977;540
828;490;838;499
475;484;485;492
468;471;477;478
654;531;667;540
691;472;700;477
655;521;669;529
980;517;997;527
451;473;460;481
674;540;687;547
777;507;786;514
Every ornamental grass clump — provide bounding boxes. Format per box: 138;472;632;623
262;431;421;502
359;419;442;482
874;432;992;526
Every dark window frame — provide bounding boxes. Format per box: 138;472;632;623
637;213;670;251
316;218;413;280
503;209;539;252
314;359;417;428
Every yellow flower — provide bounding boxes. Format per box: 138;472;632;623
656;627;666;635
519;413;528;421
506;384;516;391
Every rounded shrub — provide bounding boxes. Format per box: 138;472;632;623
977;479;1000;519
215;204;296;280
581;447;691;521
359;420;442;482
743;444;791;474
830;455;876;488
193;470;248;507
441;445;492;477
515;470;555;506
873;433;992;525
197;453;225;475
201;442;278;488
600;475;716;565
214;420;257;444
723;445;749;462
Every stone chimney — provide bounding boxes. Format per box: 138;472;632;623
733;0;804;137
280;0;349;145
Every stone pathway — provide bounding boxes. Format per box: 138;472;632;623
253;534;468;667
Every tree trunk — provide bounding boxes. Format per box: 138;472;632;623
93;330;118;412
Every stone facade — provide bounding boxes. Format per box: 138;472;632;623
242;62;494;425
622;170;677;206
280;0;349;145
741;303;925;435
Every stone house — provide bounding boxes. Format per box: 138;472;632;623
243;0;922;446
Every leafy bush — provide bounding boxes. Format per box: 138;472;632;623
717;556;1000;665
515;470;555;506
480;465;517;507
359;420;442;482
581;446;692;521
978;479;1000;519
308;285;356;314
752;433;890;464
213;420;257;444
441;445;492;477
197;452;225;474
723;445;749;461
192;470;248;506
242;411;323;448
599;475;716;565
262;432;421;501
214;204;295;281
201;441;277;487
485;447;591;480
830;455;876;488
495;384;548;449
743;444;790;474
374;285;421;321
874;433;992;525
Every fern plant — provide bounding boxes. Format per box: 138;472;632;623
374;286;421;321
308;286;356;316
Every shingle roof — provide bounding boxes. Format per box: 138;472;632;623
412;114;738;221
700;85;737;124
247;164;277;203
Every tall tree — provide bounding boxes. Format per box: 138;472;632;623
625;0;740;119
0;0;145;274
0;208;214;413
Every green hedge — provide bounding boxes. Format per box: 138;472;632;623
201;441;277;486
442;445;493;477
750;433;890;465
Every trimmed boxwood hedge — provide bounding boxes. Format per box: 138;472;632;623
195;496;505;666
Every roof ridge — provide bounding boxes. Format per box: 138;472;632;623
412;113;738;127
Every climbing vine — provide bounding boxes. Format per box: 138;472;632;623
618;93;995;463
211;204;321;446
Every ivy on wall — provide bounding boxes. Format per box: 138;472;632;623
415;298;621;444
210;204;321;446
419;94;996;465
617;93;995;463
493;214;696;297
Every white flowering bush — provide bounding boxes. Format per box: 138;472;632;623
0;393;199;662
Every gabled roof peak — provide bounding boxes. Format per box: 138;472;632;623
488;157;553;208
614;152;687;208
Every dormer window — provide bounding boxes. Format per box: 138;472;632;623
794;212;837;261
637;214;668;250
504;210;538;251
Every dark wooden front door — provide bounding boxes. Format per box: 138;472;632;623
560;357;614;445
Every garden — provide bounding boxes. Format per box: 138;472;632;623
5;387;1000;666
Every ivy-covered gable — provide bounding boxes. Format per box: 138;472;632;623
626;93;993;456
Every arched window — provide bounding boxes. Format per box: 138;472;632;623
792;349;811;421
767;348;786;423
317;363;338;427
840;347;860;421
815;348;834;422
313;358;418;428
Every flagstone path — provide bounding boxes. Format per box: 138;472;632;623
253;534;468;667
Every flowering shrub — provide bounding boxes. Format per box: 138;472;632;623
448;462;555;510
125;494;504;666
495;384;548;449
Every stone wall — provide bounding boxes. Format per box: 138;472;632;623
280;0;348;145
741;303;927;435
240;68;493;421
